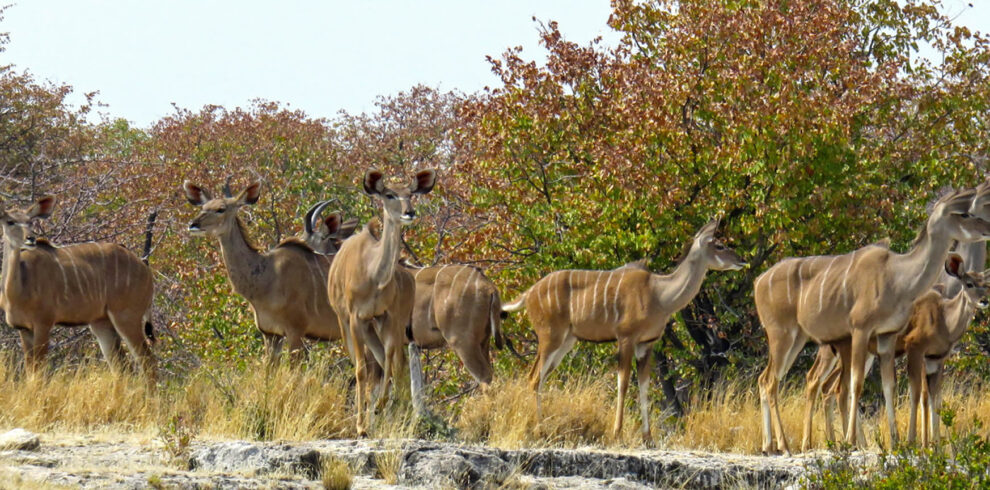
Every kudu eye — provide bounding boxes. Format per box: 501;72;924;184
960;213;972;219
385;194;396;200
215;208;226;214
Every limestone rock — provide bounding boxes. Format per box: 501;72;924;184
0;429;40;451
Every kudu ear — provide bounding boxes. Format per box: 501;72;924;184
411;169;437;195
945;253;965;278
29;196;56;219
695;219;719;242
237;182;262;205
183;181;211;206
333;217;360;239
363;169;386;196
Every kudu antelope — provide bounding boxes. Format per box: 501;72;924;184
184;181;355;359
327;168;436;436
0;197;156;379
304;215;509;387
753;189;990;455
407;264;510;387
502;220;747;440
302;199;359;255
801;238;989;451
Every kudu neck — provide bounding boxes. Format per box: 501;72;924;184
655;245;708;310
369;213;403;290
215;217;269;299
0;238;21;294
943;288;976;344
893;220;955;300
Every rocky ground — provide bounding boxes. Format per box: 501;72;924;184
0;428;869;489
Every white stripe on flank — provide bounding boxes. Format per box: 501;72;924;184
819;257;838;313
612;272;624;322
450;266;469;313
796;260;806;308
114;251;121;294
54;259;70;301
767;267;777;304
786;261;793;304
565;270;573;318
64;253;86;300
592;273;603;321
465;271;479;333
555;271;564;316
602;272;615;323
842;250;856;306
544;272;554;313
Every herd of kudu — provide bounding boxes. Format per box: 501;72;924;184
2;167;989;452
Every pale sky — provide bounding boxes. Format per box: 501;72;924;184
1;1;618;127
1;1;987;129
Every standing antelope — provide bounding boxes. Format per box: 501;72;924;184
754;189;990;455
184;181;354;359
327;168;436;436
304;215;509;388
0;196;156;379
502;220;746;440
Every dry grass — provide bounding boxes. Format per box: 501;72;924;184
456;376;641;448
320;455;354;490
1;352;988;457
0;353;352;441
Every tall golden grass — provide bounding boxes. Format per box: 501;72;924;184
0;352;987;455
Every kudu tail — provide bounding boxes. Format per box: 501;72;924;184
501;289;529;313
491;292;524;360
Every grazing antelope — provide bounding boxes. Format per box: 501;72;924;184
327;168;436;436
0;197;156;379
184;181;354;359
406;264;509;387
502;220;747;440
302;199;359;255
753;189;990;455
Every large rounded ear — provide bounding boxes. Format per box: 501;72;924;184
945;253;965;278
183;181;211;206
695;219;719;242
363;169;385;196
411;169;436;195
29;196;56;219
334;217;360;239
237;182;262;205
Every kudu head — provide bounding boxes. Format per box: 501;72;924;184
690;219;748;271
928;188;990;243
944;254;990;309
0;196;55;249
362;169;436;226
183;180;261;237
303;199;359;255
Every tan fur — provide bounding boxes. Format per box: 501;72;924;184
184;181;343;360
0;197;156;380
753;188;990;454
504;220;747;440
327;169;435;436
407;264;504;387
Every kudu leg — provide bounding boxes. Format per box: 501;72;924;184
108;311;157;384
261;332;285;364
28;326;52;375
876;333;900;447
613;340;635;439
906;350;924;444
90;319;126;372
635;342;654;444
845;329;871;446
802;345;837;452
927;367;944;446
347;314;371;437
451;340;493;388
17;328;36;374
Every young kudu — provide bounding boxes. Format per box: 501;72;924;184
754;189;990;455
327;168;436;436
502;220;747;440
184;181;354;359
0;197;156;379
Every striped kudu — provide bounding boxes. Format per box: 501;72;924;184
184;181;354;359
406;264;509;387
502;220;747;440
327;169;435;436
754;189;990;455
0;196;156;379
